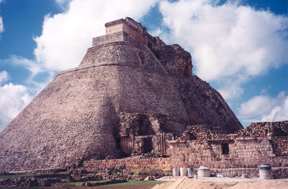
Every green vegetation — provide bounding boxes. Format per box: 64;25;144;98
0;171;167;188
0;171;69;179
0;174;35;179
56;171;69;175
129;168;149;174
92;180;167;187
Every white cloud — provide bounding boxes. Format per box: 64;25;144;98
0;71;32;132
9;55;44;78
0;56;56;95
0;16;4;36
55;0;72;10
0;70;8;83
238;91;288;122
158;0;288;99
0;0;3;28
34;0;160;71
55;0;70;4
0;17;3;32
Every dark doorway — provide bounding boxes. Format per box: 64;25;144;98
148;41;153;49
143;137;153;153
222;143;229;155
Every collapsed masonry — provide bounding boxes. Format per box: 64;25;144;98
1;17;247;172
82;120;288;178
168;121;288;169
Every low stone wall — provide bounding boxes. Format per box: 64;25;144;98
83;157;172;170
210;168;258;178
82;156;288;179
169;139;288;169
209;167;288;179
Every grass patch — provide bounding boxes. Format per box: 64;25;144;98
129;169;149;174
56;171;69;175
0;174;35;179
63;180;110;187
93;180;167;187
0;171;69;179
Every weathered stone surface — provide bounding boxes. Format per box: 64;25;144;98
158;44;192;76
168;121;288;170
0;17;243;172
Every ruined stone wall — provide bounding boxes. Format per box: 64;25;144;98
83;157;172;170
169;121;288;169
272;136;288;156
231;138;274;159
210;167;288;179
169;140;288;169
240;121;288;156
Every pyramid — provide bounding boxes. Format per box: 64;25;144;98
0;18;243;172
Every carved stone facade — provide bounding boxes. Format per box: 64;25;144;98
82;121;288;178
169;121;288;169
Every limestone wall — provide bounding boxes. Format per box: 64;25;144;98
82;156;288;178
83;157;172;170
210;167;288;178
169;140;288;169
169;121;288;169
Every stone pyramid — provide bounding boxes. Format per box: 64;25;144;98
0;18;243;172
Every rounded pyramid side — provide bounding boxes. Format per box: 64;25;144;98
0;66;122;171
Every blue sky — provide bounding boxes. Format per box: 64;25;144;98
0;0;287;132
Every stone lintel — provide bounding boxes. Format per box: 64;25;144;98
235;137;257;141
167;140;186;144
207;139;234;143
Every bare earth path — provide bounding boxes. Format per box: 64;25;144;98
153;177;288;189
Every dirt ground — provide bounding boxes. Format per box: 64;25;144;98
68;186;153;189
152;177;288;189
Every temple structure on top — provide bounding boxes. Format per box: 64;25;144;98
94;17;151;46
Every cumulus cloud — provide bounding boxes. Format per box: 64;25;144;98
0;70;8;83
0;0;3;34
0;17;3;32
158;0;288;99
34;0;160;71
55;0;70;5
0;71;32;132
55;0;72;10
8;55;44;78
0;16;4;39
0;56;56;94
238;91;288;122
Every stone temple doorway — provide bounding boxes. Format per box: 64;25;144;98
143;137;153;153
